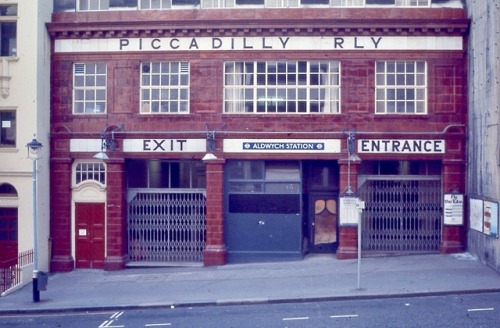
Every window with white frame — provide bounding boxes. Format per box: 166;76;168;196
203;0;430;7
58;0;435;10
0;110;15;147
375;61;427;114
78;0;109;10
395;0;430;6
234;0;263;5
330;0;363;6
78;0;139;10
0;5;17;57
73;63;107;114
224;61;340;114
366;0;429;6
139;0;200;9
75;162;106;185
301;0;329;5
140;62;190;114
140;0;169;8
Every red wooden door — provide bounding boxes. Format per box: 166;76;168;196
0;208;18;268
75;203;105;269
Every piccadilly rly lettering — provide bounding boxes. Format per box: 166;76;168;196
118;36;383;51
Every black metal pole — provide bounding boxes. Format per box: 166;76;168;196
33;272;40;303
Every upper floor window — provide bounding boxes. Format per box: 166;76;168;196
75;162;106;185
140;61;190;114
301;0;329;5
375;61;427;114
140;0;169;8
235;0;264;4
77;0;138;10
365;0;429;5
205;0;430;7
224;61;340;114
0;5;17;57
73;63;107;114
79;0;110;10
140;0;199;8
0;110;15;147
53;0;439;10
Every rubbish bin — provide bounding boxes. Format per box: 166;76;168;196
36;271;48;291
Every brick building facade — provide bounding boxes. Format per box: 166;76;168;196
48;1;468;271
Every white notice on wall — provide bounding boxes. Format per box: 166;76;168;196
444;194;464;225
339;196;359;226
469;198;484;232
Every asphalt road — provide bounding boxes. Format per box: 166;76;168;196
0;292;498;328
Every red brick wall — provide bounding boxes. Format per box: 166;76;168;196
48;7;468;268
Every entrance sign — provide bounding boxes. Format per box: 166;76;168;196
54;36;463;53
358;139;445;154
223;139;341;153
443;194;464;225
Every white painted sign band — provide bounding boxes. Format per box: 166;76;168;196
55;36;463;53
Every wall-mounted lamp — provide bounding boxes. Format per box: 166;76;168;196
344;129;359;195
203;123;225;160
93;124;124;160
206;123;225;152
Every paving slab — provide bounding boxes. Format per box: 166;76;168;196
0;253;498;314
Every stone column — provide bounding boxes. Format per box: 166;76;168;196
202;157;227;266
103;158;127;270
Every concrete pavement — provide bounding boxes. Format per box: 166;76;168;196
0;253;499;314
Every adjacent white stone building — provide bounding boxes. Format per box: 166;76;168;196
466;0;500;273
0;0;52;295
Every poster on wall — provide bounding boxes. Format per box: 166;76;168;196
339;196;359;226
469;198;483;232
443;194;464;225
483;201;499;238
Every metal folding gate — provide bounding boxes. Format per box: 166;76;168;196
358;178;442;254
127;189;206;264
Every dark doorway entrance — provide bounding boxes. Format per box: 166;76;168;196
303;161;339;254
75;203;105;269
308;193;338;253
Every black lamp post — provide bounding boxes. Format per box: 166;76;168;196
26;137;43;302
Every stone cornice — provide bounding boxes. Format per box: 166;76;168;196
47;10;469;39
47;20;468;39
